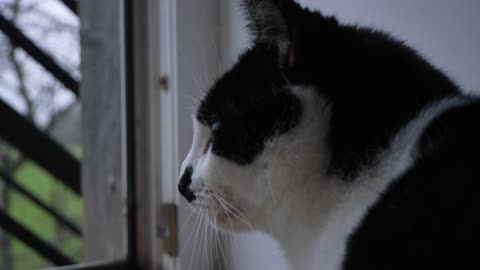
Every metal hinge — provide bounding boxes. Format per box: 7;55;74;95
157;203;178;257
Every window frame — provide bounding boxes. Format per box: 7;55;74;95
41;0;138;269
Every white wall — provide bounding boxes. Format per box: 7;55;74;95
216;1;480;270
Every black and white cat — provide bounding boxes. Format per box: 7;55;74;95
178;0;480;269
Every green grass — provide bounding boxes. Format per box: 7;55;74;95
1;145;83;270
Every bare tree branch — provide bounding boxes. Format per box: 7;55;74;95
8;49;35;119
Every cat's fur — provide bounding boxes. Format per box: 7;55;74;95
178;1;480;269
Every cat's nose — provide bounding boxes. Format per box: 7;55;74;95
178;166;196;202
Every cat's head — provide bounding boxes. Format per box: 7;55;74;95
178;0;335;232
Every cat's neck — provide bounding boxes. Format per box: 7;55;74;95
265;175;347;270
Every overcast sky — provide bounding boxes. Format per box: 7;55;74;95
0;0;79;126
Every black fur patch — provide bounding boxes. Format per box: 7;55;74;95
278;6;460;179
196;44;302;165
342;101;480;269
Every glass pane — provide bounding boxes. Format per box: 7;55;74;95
0;0;82;269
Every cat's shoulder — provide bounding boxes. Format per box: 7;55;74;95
342;96;480;270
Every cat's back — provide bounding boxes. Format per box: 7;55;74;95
342;97;480;270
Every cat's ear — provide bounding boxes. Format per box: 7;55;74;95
241;0;302;53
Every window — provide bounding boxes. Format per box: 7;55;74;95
1;0;82;269
1;0;139;269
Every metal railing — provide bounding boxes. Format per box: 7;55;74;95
0;0;81;267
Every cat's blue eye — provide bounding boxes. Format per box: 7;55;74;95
211;122;221;132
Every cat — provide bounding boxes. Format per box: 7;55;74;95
178;0;480;269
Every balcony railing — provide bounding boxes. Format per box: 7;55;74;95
0;0;81;267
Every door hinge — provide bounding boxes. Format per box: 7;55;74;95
157;203;178;257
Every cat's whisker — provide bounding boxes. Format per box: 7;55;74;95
210;192;248;219
179;207;196;233
211;193;243;226
214;211;227;269
210;223;217;270
228;229;237;257
206;213;214;270
212;195;238;249
211;216;221;270
208;224;215;269
198;208;207;270
222;231;231;268
207;211;215;270
204;208;210;270
200;208;208;270
179;212;198;262
211;192;253;229
188;207;204;270
211;192;250;222
210;35;224;74
214;213;228;270
179;209;201;257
